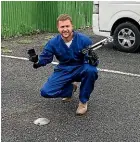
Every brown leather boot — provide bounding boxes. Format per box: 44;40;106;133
76;101;88;115
62;83;78;102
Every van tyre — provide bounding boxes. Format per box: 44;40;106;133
113;22;140;53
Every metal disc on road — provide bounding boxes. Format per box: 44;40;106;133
33;118;50;126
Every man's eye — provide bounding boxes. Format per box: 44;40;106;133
66;25;69;28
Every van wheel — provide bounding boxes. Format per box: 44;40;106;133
113;22;140;53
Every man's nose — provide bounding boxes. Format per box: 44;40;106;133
63;26;67;31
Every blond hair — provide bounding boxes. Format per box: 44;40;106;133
57;14;72;25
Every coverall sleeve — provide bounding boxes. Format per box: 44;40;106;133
38;41;54;66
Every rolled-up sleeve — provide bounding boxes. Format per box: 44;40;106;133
38;41;54;66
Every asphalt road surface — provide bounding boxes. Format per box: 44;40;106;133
1;33;140;142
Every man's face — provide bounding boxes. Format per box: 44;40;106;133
57;20;73;39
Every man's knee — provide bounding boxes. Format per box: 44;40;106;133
40;88;50;98
84;64;97;73
40;87;61;98
84;64;98;80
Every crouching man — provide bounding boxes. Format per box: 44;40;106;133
29;14;98;115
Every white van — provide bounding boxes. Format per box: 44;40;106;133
93;1;140;52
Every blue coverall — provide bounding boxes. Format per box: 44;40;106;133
38;31;98;103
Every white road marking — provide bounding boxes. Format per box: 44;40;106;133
1;55;140;77
1;55;29;60
98;68;140;77
1;55;58;65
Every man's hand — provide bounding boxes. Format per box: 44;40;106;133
29;55;38;63
27;49;41;69
87;50;99;67
33;62;41;69
28;49;38;63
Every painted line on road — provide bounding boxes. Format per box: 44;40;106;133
1;55;58;65
98;68;140;77
1;55;29;60
1;55;140;77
